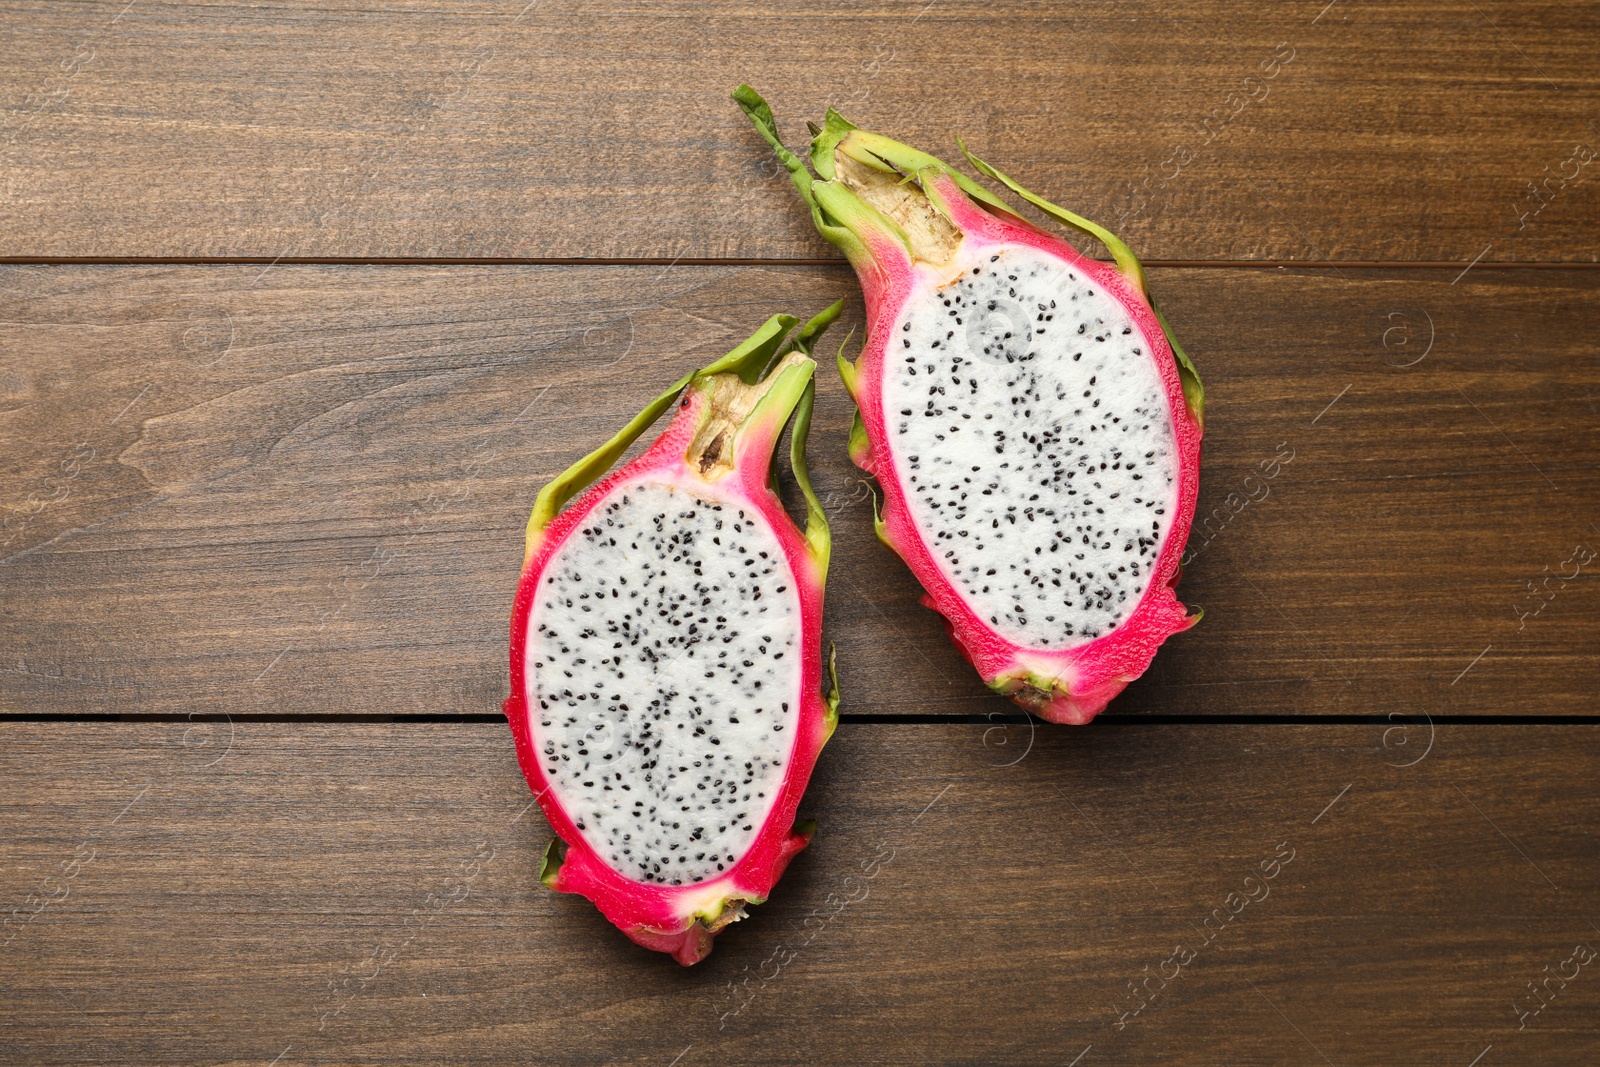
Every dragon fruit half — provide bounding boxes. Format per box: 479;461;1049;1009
505;307;843;964
736;87;1204;724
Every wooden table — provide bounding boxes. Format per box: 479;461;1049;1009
3;3;1597;1064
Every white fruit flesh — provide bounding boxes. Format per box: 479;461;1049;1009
884;243;1179;649
527;479;802;886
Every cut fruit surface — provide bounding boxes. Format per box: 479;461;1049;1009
505;306;843;963
736;86;1203;724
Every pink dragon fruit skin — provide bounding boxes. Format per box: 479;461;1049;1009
505;308;842;964
736;88;1204;724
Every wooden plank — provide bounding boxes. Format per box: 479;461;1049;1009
1;721;1596;1064
1;1;1597;262
1;264;1595;719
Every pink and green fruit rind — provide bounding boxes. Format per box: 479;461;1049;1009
737;88;1203;723
505;310;841;964
861;183;1199;723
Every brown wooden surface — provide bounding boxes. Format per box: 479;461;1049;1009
2;722;1597;1066
2;265;1595;720
4;3;1599;1065
2;1;1599;262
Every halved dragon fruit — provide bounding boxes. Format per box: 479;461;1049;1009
504;307;843;964
736;87;1204;724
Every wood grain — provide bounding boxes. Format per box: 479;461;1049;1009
1;721;1596;1065
1;264;1595;719
1;1;1598;262
3;5;1595;1065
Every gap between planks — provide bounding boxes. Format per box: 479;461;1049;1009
0;257;1598;270
2;713;1598;726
